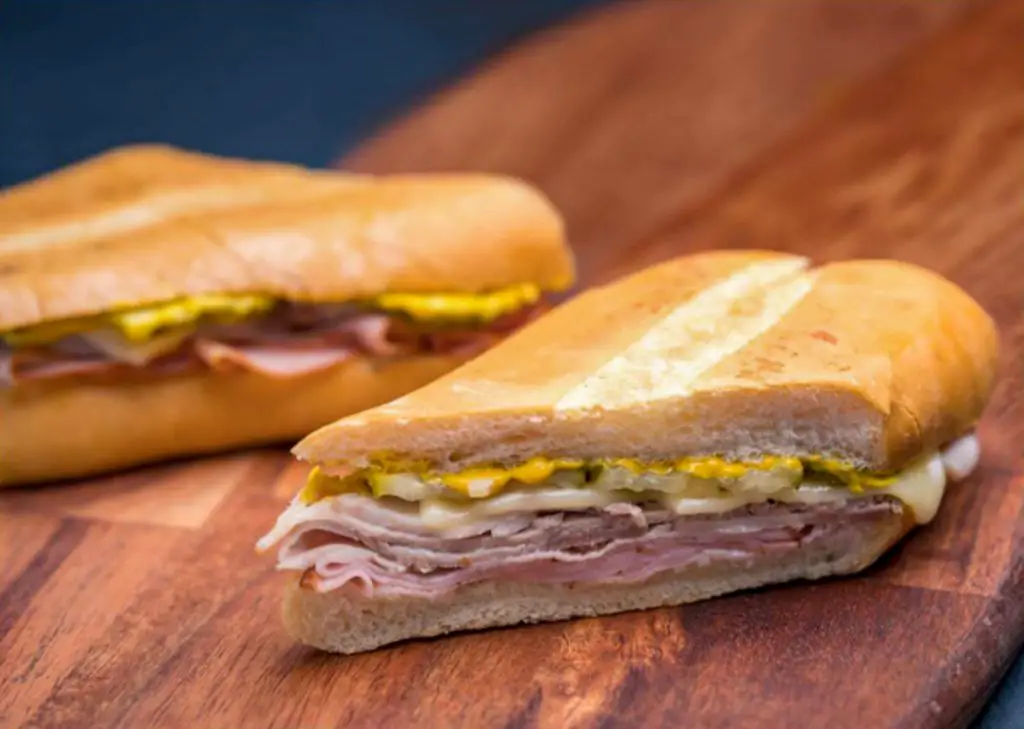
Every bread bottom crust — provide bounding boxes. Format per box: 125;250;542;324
0;354;466;486
282;507;910;654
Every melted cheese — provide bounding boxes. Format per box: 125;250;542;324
301;438;972;530
877;453;946;523
80;326;196;365
388;452;950;533
940;433;980;482
1;284;543;347
420;488;620;530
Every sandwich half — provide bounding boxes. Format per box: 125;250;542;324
258;250;998;654
0;145;573;485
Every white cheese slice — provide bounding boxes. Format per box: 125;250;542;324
875;452;947;524
297;436;975;537
81;326;193;365
940;433;980;482
660;494;753;515
660;477;851;516
419;488;620;531
369;472;445;501
414;447;956;530
414;452;951;531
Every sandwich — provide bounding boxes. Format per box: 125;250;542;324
0;144;573;485
257;250;998;654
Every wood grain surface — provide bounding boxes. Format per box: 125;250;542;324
2;1;1022;727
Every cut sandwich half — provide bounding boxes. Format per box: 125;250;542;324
0;145;573;485
259;250;998;654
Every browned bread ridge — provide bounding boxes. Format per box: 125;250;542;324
296;251;999;472
0;145;573;331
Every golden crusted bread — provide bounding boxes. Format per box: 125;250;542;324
282;504;909;654
0;354;465;486
296;251;999;472
0;145;573;331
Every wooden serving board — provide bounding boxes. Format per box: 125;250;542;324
2;1;1022;727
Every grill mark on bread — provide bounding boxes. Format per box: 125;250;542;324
0;176;358;264
0;185;289;255
556;258;813;410
0;146;339;255
357;253;783;418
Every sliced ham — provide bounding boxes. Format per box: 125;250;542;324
0;303;540;387
194;340;354;377
1;348;197;386
332;314;403;356
3;354;117;384
260;493;901;599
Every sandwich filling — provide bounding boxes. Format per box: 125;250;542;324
0;285;543;387
258;434;980;599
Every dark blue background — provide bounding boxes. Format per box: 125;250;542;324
0;0;595;186
1;3;1020;726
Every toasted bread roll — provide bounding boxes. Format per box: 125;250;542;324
0;145;573;485
263;251;997;654
1;354;465;485
298;251;997;473
0;145;573;331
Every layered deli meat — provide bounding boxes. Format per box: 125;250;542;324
0;285;543;386
258;435;980;599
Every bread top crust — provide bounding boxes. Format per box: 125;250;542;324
0;145;573;330
295;250;999;472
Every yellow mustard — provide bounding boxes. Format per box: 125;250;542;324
439;457;585;497
2;284;545;347
299;466;367;504
374;283;541;323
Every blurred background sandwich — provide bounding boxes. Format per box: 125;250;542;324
0;145;574;485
